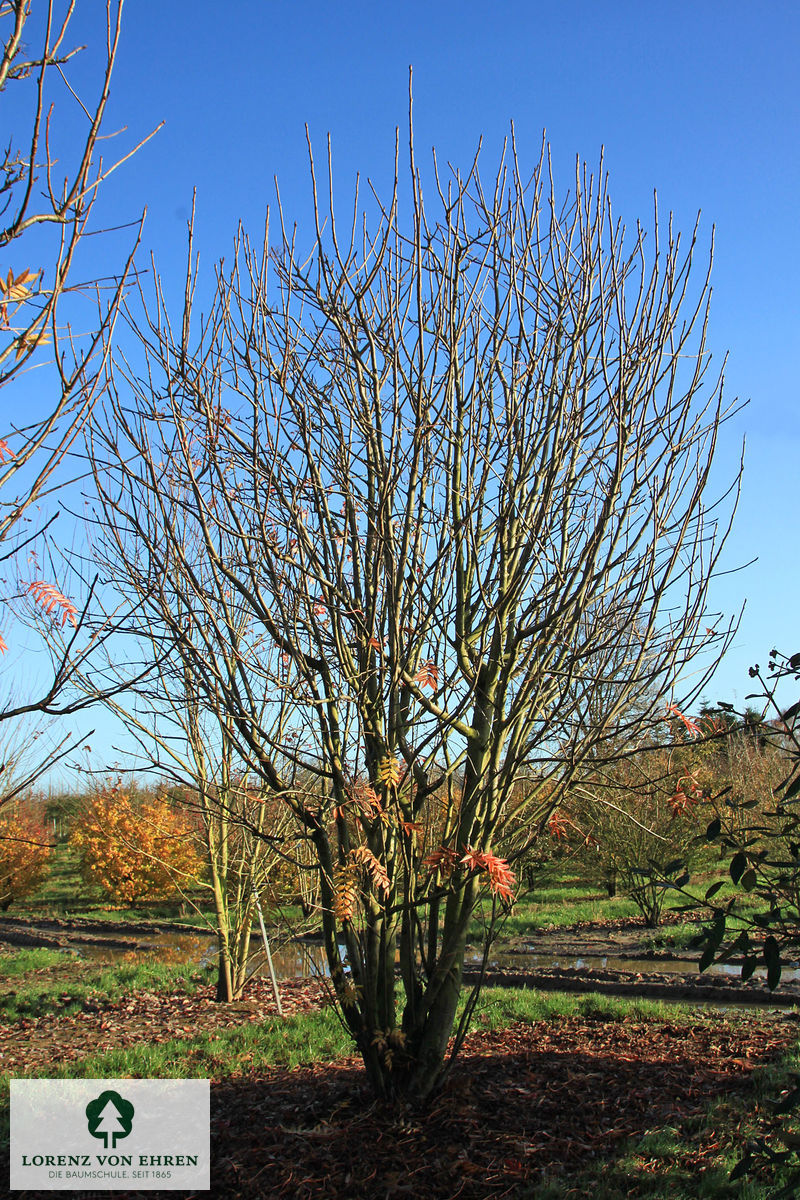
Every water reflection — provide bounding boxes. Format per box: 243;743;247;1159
75;928;800;989
463;946;800;982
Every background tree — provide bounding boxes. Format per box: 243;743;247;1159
70;779;203;905
0;800;51;908
73;514;316;1001
0;0;156;779
88;121;740;1102
566;745;707;925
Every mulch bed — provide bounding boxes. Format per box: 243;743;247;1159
3;980;797;1198
207;1015;793;1198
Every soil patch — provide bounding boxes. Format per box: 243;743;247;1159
0;914;213;953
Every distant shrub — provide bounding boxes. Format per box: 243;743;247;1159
564;745;708;926
0;803;52;909
71;782;204;903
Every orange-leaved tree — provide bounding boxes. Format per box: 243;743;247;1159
0;800;51;908
71;783;204;904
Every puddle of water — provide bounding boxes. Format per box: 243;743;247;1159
70;927;800;990
463;948;800;983
76;929;334;981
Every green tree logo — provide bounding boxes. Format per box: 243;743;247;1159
85;1090;135;1149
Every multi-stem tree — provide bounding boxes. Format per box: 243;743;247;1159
0;0;155;774
88;123;740;1101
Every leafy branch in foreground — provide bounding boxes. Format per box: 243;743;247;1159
679;651;800;1194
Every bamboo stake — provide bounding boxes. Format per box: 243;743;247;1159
252;888;283;1017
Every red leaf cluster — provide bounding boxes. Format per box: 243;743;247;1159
27;580;78;628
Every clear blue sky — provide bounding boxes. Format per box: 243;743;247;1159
10;0;800;777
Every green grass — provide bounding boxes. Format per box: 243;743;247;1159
0;947;214;1021
41;1005;352;1080
639;922;705;952
468;985;690;1027
0;947;68;977
468;889;644;942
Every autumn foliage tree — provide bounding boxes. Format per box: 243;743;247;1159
565;740;710;925
0;800;51;908
88;112;739;1102
71;783;204;904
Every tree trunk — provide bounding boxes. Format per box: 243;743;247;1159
215;947;234;1003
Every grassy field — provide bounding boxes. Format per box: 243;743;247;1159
0;947;214;1021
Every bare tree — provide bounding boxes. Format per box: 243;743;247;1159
0;0;157;748
82;593;308;1003
88;117;740;1102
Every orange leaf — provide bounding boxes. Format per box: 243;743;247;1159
27;581;78;627
378;756;401;788
460;846;516;902
413;660;438;689
664;702;701;739
547;810;570;840
351;845;390;898
422;846;460;878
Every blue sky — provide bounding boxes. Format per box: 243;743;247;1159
7;1;800;777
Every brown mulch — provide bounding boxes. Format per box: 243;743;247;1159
207;1015;794;1198
3;979;797;1199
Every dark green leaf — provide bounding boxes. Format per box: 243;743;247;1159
764;936;782;990
741;958;757;982
699;912;726;973
706;816;721;841
730;851;748;884
729;1152;753;1182
705;880;725;901
783;775;800;801
773;1084;800;1115
741;868;758;891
